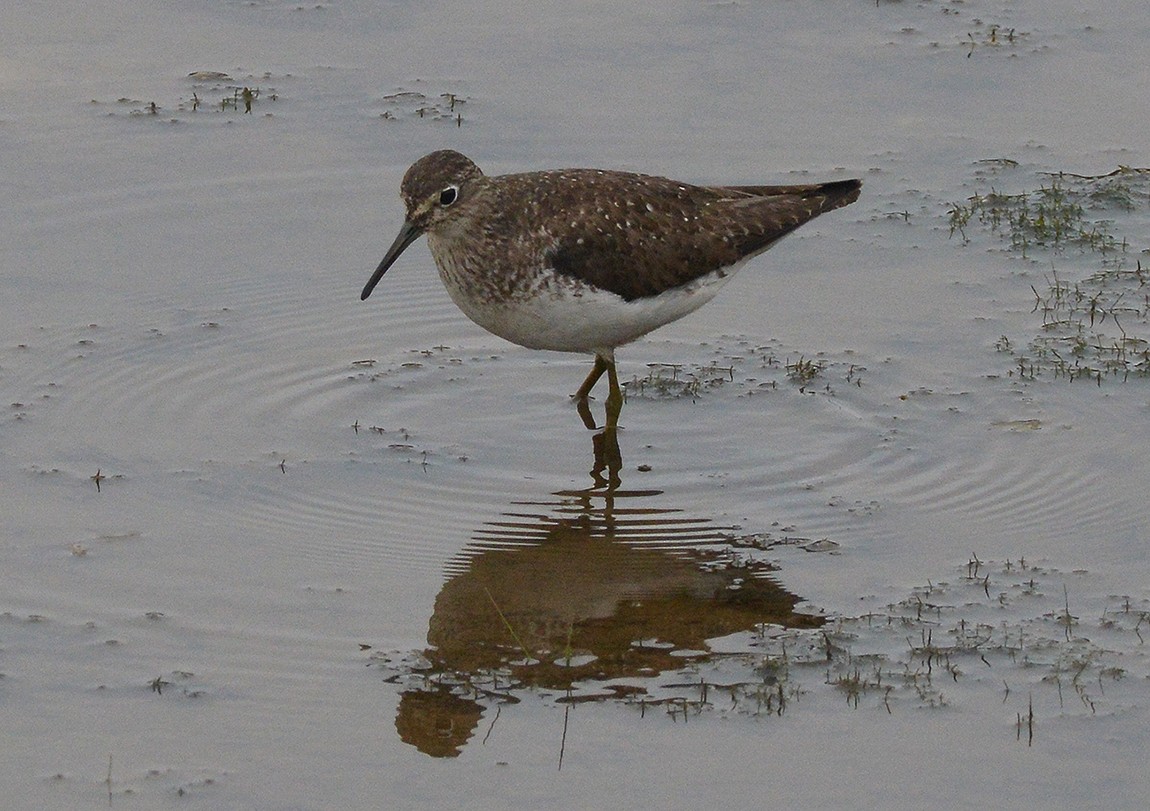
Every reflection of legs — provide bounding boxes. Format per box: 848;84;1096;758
573;351;623;431
590;422;622;491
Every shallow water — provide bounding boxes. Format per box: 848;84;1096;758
4;0;1150;808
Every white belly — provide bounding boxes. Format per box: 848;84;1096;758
437;260;745;356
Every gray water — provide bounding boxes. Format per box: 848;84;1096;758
3;1;1150;807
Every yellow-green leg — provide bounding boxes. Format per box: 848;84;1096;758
604;358;623;430
572;352;623;430
574;355;608;401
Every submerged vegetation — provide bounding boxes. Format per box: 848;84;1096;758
950;166;1150;381
94;71;282;120
378;88;467;126
947;168;1140;256
625;361;734;400
623;346;858;402
784;356;827;386
1022;264;1150;382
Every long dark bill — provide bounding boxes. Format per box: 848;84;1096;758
360;220;424;300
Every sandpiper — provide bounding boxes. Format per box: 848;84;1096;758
361;150;860;429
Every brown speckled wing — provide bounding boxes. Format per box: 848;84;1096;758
520;172;860;302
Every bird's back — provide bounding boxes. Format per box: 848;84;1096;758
471;169;861;302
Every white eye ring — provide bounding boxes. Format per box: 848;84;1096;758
439;185;459;206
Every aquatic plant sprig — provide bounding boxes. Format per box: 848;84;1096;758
950;166;1150;382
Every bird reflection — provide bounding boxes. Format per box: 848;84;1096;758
391;427;821;757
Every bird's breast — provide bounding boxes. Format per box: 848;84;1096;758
425;231;741;354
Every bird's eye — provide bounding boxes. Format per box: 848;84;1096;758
439;186;459;206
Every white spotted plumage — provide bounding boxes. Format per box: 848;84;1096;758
361;150;860;428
